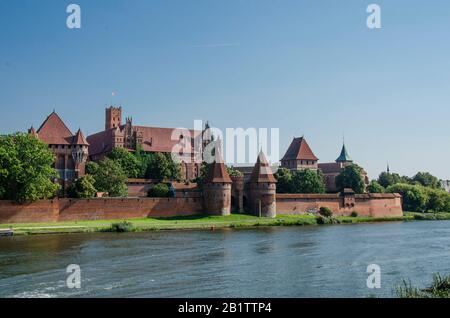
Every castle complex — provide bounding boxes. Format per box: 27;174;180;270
20;106;399;220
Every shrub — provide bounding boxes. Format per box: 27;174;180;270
109;221;136;233
350;211;358;217
67;175;97;198
148;183;170;198
318;207;333;217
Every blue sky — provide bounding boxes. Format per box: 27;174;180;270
1;0;450;179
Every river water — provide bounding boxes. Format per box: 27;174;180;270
1;221;450;298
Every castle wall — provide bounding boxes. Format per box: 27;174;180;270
0;193;402;225
276;193;403;217
0;197;203;224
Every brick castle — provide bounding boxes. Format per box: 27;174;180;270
14;107;402;221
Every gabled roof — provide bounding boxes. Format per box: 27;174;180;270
72;129;89;146
336;143;352;163
249;151;277;183
281;137;318;161
204;143;232;184
36;111;74;145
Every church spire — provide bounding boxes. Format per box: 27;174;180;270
336;142;353;163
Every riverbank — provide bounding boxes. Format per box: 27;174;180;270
1;212;449;236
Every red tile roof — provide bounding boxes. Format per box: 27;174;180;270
72;129;89;146
204;146;232;184
249;151;277;183
86;128;115;156
36;112;74;145
318;162;343;174
281;137;318;161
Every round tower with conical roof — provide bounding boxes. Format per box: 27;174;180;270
203;143;232;215
248;151;277;218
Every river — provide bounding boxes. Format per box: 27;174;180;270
1;220;450;298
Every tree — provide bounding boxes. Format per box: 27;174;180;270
85;161;99;175
367;180;385;193
227;166;243;178
335;164;365;194
377;172;402;188
147;183;170;198
412;172;440;189
291;169;326;194
274;168;293;193
107;147;140;178
0;133;60;203
145;152;180;180
67;175;97;198
386;183;429;212
90;158;128;197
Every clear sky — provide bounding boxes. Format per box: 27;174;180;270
1;0;450;179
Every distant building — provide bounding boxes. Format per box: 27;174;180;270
441;180;450;193
280;137;368;192
87;106;209;181
28;111;89;192
280;137;318;171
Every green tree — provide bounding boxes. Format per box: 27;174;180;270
145;152;180;180
378;172;402;188
274;168;293;193
67;175;97;198
90;158;128;197
147;183;170;198
0;133;60;203
425;188;450;212
107;147;140;178
367;180;385;193
85;161;99;175
335;164;365;194
291;169;326;194
227;166;243;178
412;172;440;189
386;183;429;212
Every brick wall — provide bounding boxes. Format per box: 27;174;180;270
276;193;403;217
0;196;204;224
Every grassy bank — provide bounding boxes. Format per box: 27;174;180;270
1;212;438;236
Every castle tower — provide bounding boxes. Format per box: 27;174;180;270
248;151;277;218
105;106;122;130
203;144;232;216
71;129;89;178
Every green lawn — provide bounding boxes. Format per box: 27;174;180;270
0;212;426;236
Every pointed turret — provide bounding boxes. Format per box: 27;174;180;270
28;126;37;137
248;150;277;218
336;143;353;163
250;151;277;183
72;129;89;146
203;142;232;216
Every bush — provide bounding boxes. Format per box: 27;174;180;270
67;175;97;198
316;215;340;225
109;221;136;233
350;211;358;217
148;183;170;198
318;207;333;217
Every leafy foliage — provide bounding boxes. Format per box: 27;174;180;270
274;168;325;194
274;168;293;193
318;206;333;217
412;172;441;189
0;133;59;203
335;164;365;194
109;221;136;233
89;158;128;197
227;166;243;177
147;183;171;198
291;169;325;194
67;175;97;198
367;180;385;193
145;152;180;181
107;147;140;178
386;183;450;212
